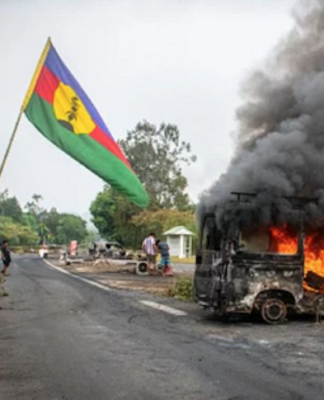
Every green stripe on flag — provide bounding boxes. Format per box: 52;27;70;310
25;93;149;208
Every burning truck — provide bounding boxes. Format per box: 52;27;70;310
194;1;324;323
194;193;324;324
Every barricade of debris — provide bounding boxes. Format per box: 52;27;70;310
44;240;177;277
50;239;152;276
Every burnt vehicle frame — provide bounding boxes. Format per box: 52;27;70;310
89;241;134;260
194;193;324;324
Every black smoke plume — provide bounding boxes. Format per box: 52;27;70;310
198;0;324;232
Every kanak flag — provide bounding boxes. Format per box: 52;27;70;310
23;39;149;208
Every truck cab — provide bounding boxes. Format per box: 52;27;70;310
194;207;324;323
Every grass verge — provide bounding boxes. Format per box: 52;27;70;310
167;276;194;301
170;256;195;264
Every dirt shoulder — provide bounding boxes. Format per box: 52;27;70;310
48;257;193;296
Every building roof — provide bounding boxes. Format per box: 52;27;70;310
163;226;194;236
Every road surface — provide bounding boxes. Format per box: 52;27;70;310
0;255;322;400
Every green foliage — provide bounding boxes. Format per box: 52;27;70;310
84;229;99;245
25;194;45;218
0;190;23;222
0;191;90;247
90;187;141;247
56;214;88;244
21;213;38;232
119;121;196;210
24;194;48;240
132;209;197;240
90;120;197;248
167;277;194;301
43;208;60;240
90;187;197;249
0;216;39;246
90;187;118;239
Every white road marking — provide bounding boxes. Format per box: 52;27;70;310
139;300;187;316
44;259;112;292
44;260;187;316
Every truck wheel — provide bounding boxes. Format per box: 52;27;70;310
261;298;287;324
135;262;149;276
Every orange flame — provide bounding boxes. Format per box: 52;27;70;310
269;226;324;292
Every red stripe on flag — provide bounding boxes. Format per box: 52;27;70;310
90;126;131;169
34;65;132;171
35;65;60;103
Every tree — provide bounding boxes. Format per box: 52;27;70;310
84;229;99;246
43;208;61;242
119;121;196;210
21;213;39;233
90;187;118;239
90;121;197;246
25;194;44;218
56;214;88;244
90;187;140;246
0;193;91;247
132;209;197;251
90;186;197;249
0;191;23;222
0;216;39;246
25;194;48;241
131;209;197;240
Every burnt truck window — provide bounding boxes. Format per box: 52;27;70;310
202;216;222;251
239;226;299;255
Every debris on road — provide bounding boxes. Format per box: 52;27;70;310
48;253;193;298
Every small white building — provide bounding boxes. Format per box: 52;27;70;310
163;226;194;259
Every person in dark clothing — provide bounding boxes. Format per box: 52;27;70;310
1;240;11;276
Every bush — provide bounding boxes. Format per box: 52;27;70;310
0;216;39;246
167;277;194;301
10;246;37;254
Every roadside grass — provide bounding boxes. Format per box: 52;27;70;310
11;246;37;254
170;256;195;264
167;276;194;301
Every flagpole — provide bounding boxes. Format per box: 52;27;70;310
0;37;52;183
0;109;24;181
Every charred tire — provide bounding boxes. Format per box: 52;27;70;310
261;298;287;324
135;262;149;276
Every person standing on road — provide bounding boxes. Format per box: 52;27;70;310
1;240;11;276
142;233;157;273
156;239;173;276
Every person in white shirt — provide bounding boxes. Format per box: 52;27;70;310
142;233;157;272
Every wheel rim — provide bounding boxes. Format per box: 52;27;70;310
138;263;147;273
262;299;287;324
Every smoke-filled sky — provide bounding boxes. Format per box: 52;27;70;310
199;0;324;230
0;0;295;216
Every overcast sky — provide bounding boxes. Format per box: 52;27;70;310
0;0;295;217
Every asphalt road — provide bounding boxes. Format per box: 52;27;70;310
0;255;322;400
